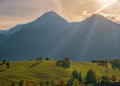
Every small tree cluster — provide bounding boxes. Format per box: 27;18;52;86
91;60;99;63
91;59;108;68
98;60;108;68
56;57;70;68
36;56;43;61
45;57;49;61
2;60;6;64
110;59;120;70
67;69;98;86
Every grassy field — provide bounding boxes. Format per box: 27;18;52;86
0;60;120;86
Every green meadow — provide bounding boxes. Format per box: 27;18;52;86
0;60;120;86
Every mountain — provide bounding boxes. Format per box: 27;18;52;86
0;11;120;61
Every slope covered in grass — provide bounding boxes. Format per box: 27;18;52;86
0;60;120;86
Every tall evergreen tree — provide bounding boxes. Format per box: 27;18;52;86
85;69;97;84
19;80;24;86
11;81;15;86
72;70;78;79
67;78;73;86
100;75;111;86
78;71;83;83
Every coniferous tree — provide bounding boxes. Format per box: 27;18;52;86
19;80;24;86
72;70;79;79
78;71;83;83
100;75;110;86
11;81;15;86
85;69;97;84
67;70;82;86
67;78;73;86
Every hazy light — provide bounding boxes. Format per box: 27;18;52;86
95;0;117;13
101;0;116;4
81;0;118;58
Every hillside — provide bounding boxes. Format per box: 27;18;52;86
0;60;120;86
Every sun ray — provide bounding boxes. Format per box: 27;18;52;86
95;0;117;13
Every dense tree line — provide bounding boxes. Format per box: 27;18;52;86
91;59;120;70
110;59;120;70
91;59;108;68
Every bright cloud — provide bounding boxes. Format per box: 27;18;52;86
0;0;120;29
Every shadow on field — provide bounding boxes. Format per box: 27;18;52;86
28;61;41;68
0;63;4;66
0;68;7;72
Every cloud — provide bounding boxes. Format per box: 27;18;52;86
0;0;62;29
99;13;120;23
79;11;120;23
63;10;92;22
0;0;120;29
66;10;120;23
58;0;99;15
0;15;31;30
0;0;60;17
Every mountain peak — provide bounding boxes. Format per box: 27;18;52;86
39;11;58;18
88;14;107;20
91;14;104;17
1;12;120;61
85;14;115;24
35;11;68;23
37;11;61;20
44;11;58;15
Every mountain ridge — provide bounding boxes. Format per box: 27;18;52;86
0;11;119;35
0;11;120;61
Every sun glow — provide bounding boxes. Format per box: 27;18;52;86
101;0;115;4
95;0;117;13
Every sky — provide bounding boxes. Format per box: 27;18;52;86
0;0;120;30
